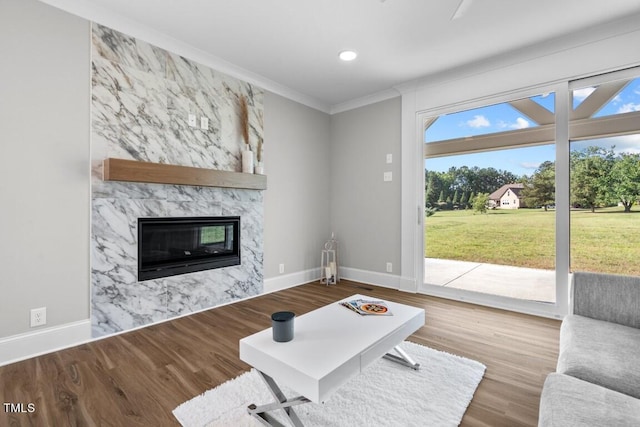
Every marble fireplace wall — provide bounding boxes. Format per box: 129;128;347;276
91;24;264;337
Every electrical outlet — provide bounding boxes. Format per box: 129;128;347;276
188;114;197;127
279;264;285;274
386;262;393;273
30;307;46;327
384;171;392;182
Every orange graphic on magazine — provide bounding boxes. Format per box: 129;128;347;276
359;303;389;314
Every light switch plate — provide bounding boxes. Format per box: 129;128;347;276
200;116;209;130
188;114;197;127
386;153;392;164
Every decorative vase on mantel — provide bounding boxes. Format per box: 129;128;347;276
254;161;264;175
242;148;254;174
254;136;264;175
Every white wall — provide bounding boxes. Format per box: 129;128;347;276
330;97;402;285
263;93;332;290
0;0;90;338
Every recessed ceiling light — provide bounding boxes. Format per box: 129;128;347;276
339;50;358;61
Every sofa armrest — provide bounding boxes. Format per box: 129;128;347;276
572;271;640;328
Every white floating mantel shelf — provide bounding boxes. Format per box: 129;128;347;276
103;158;267;190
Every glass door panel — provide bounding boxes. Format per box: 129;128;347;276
570;135;640;276
423;145;556;303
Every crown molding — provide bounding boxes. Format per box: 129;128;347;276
38;0;331;114
329;88;401;115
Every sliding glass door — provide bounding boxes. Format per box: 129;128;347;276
419;90;560;312
416;67;640;316
569;73;640;279
424;146;556;303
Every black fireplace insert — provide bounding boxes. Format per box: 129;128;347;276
138;216;240;281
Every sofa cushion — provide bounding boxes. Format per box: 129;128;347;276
572;271;640;328
539;373;640;427
557;314;640;399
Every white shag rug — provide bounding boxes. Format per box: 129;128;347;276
173;341;485;427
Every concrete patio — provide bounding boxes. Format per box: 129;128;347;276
424;258;556;303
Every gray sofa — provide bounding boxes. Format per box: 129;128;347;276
539;271;640;426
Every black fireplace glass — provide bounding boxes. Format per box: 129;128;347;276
138;216;240;281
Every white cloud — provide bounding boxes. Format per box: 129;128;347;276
573;87;596;101
520;162;540;170
572;134;640;155
497;117;530;129
466;115;490;128
617;103;640;114
611;134;640;154
512;117;530;129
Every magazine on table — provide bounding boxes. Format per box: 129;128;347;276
340;299;393;316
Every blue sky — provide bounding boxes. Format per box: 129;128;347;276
425;79;640;177
425;145;555;178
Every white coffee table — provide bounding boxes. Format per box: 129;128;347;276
239;294;425;426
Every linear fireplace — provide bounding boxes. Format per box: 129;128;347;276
138;216;241;281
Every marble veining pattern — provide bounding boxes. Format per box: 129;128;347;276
91;24;264;337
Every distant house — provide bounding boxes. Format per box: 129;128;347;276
488;183;525;209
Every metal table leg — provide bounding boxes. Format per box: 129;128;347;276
247;370;311;427
383;345;421;370
248;346;418;426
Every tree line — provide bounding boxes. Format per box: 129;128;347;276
426;146;640;213
425;165;517;210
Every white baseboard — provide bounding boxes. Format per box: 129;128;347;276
0;320;92;367
264;268;321;293
264;267;402;293
339;267;401;290
399;276;418;293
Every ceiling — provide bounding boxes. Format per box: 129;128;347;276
42;0;640;112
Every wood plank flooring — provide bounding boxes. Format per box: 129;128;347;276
0;280;560;426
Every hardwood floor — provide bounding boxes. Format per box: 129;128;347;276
0;280;560;426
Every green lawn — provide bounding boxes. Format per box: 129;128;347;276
425;207;640;275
